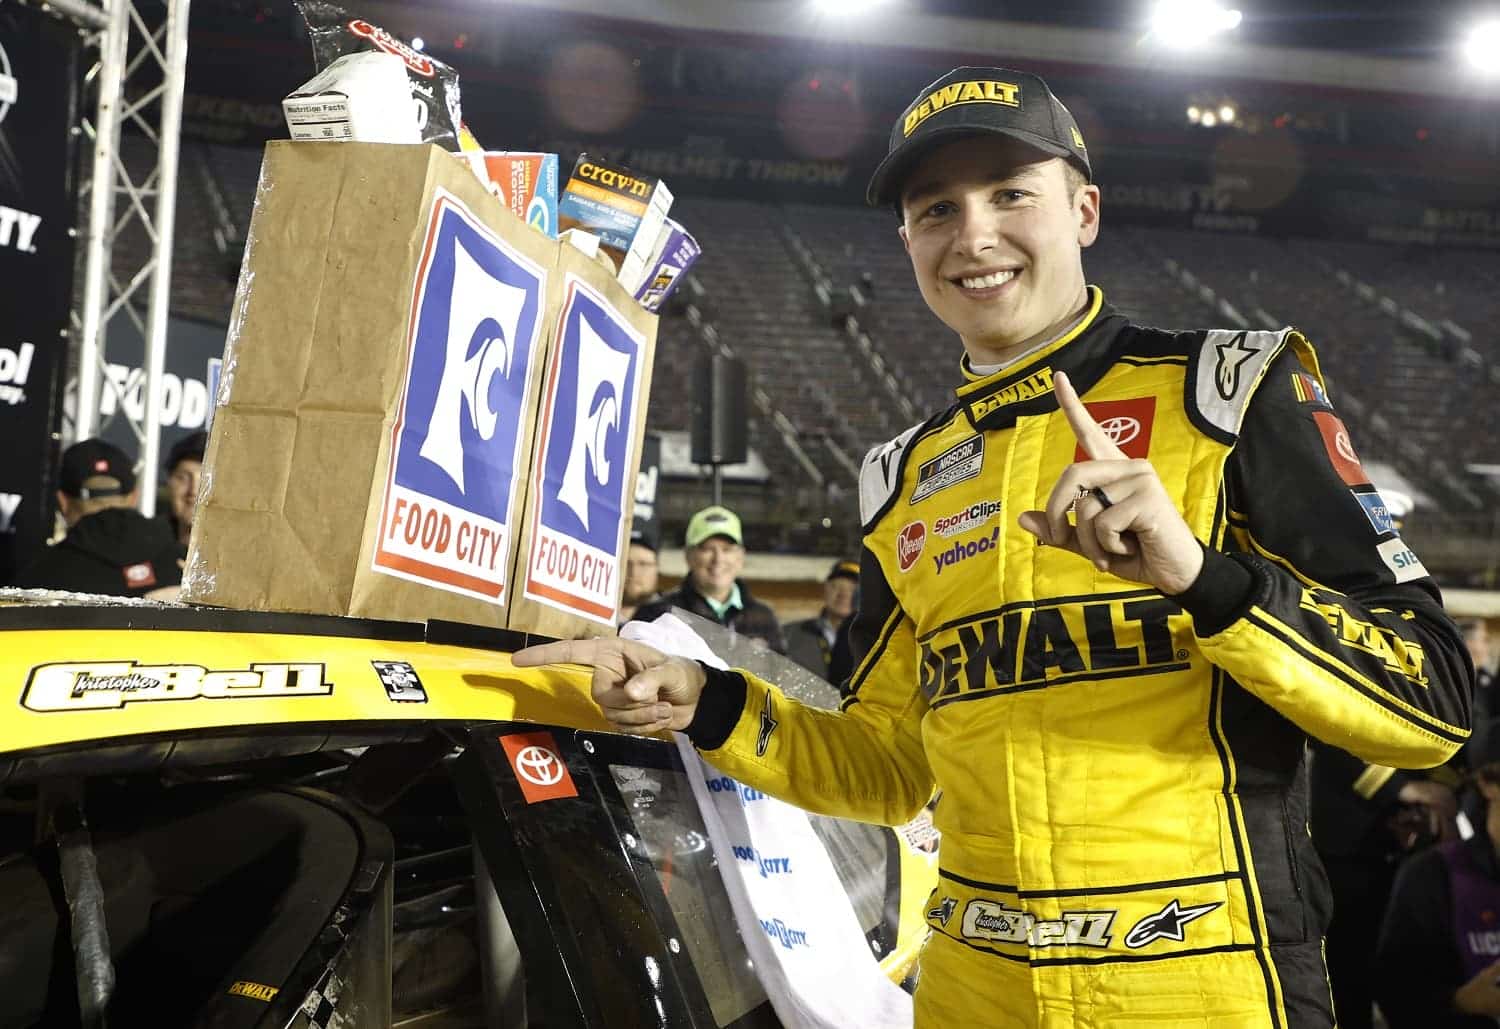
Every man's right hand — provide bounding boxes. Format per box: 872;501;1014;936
511;638;707;735
1454;956;1500;1016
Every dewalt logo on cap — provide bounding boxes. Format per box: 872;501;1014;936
904;80;1021;138
1071;125;1087;150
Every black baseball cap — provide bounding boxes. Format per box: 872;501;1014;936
826;560;860;583
866;66;1092;208
165;430;207;473
629;520;660;553
59;438;136;498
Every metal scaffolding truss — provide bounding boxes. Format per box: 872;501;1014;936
60;0;191;518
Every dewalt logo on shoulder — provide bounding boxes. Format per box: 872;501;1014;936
904;80;1022;138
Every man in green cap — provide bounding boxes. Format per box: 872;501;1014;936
632;504;785;654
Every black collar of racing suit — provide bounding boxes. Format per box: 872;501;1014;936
953;285;1133;433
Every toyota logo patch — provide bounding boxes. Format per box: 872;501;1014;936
499;731;579;803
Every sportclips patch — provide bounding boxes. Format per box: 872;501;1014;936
910;435;983;504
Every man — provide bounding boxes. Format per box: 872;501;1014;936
783;559;859;680
164;430;206;547
1375;744;1500;1028
15;438;184;597
619;524;661;624
633;505;785;653
517;67;1472;1026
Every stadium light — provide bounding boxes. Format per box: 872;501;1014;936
1463;20;1500;75
1148;1;1243;49
411;36;425;51
1186;104;1202;123
1219;103;1236;123
1200;110;1218;127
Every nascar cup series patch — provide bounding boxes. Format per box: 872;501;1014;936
522;275;645;623
373;189;546;603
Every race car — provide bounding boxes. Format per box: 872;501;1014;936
0;592;936;1028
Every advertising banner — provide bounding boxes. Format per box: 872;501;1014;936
0;7;81;583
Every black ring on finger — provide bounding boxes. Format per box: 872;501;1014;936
1090;486;1114;510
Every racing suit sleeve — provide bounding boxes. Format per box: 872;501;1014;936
682;546;935;827
1174;347;1472;768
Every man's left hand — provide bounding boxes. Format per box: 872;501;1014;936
1017;371;1204;596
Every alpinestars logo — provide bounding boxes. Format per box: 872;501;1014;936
928;896;958;927
1124;899;1221;949
375;190;545;604
756;688;778;756
1213;332;1262;400
525;275;644;624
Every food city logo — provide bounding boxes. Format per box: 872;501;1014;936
760;917;811;951
1297;587;1428;685
0;205;41;255
960;900;1114;949
933;527;999;575
0;340;31;405
896;520;926;572
705;775;768;806
910;434;983;504
732;845;792;878
967;367;1054;422
375;190;545;604
904;79;1021;137
348;19;435;76
933;500;1002;538
22;662;331;712
918;597;1186;706
524;275;644;624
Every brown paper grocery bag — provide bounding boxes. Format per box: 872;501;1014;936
184;141;645;637
506;243;658;636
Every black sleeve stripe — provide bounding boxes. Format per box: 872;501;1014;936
846;604;904;699
1245;609;1468;746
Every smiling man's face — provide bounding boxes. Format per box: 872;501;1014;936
899;134;1100;366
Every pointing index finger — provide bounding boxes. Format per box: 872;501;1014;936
511;639;603;668
1054;371;1124;460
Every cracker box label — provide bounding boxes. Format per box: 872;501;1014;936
522;275;645;623
373;189;547;602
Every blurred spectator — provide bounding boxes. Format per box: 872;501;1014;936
783;559;859;680
164;430;206;547
634;504;785;653
1376;749;1500;1028
620;524;661;625
14;438;184;598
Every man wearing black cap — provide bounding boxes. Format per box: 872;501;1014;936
517;66;1472;1026
15;438;184;597
783;560;859;681
619;523;662;625
164;430;207;547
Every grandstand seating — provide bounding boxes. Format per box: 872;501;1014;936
144;143;1498;554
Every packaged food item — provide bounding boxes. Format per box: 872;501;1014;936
283;52;421;144
557;154;673;288
294;0;463;150
468;152;559;238
631;218;702;311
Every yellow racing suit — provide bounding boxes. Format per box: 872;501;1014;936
683;288;1473;1027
